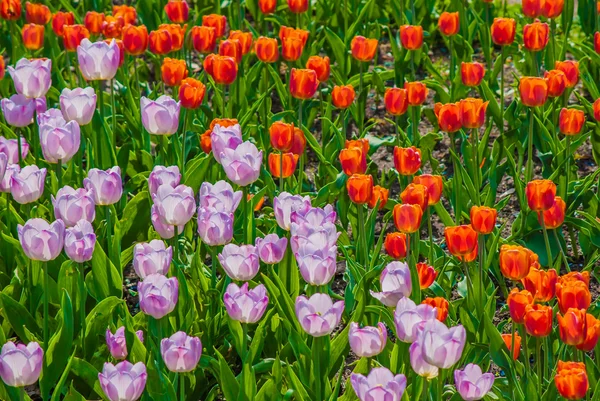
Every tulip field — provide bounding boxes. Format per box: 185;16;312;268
1;0;600;400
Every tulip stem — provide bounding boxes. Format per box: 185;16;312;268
536;337;542;394
478;234;484;307
79;263;87;357
110;79;116;136
97;81;105;168
552;229;570;271
279;150;284;193
449;37;454;100
179;373;185;401
56;159;62;189
565;136;571;201
359;62;364;136
173;226;179;268
180;109;188;178
410;50;416;82
297;100;304;194
210;246;218;291
19;387;24;401
65;51;75;88
525;107;535;183
43;262;49;350
411;106;419;146
521;326;530;376
312;336;323;401
427;207;434;263
106;206;113;271
472;128;480;202
17;129;23;168
357;204;367;267
539;213;554;268
449;133;460;224
500;46;505;134
437;370;443;401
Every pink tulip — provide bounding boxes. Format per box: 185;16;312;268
223;282;269;323
370;261;412;307
409;341;439;379
64;220;96;263
84;167;123;205
18;218;65;261
0;341;44;387
0;164;20;193
38;108;81;163
196;207;234;246
98;361;147;401
291;204;336;226
8;58;52;98
348;322;387;357
255;234;288;264
138;274;179;319
152;184;196;227
417;320;466;369
140;96;180;136
454;364;495;401
133;240;172;279
148;165;181;196
273;191;311;230
394;297;438;343
0;136;29;164
160;332;202;373
10;165;46;204
295;243;337;286
220;141;262;186
1;94;36;127
350;367;407;401
210;124;242;164
52;186;96;227
151;204;183;240
218;243;260;281
295;293;344;337
199;180;242;213
77;39;120;81
60;87;97;125
105;326;130;360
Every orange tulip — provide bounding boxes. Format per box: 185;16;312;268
595;32;600;54
113;5;137;25
526;179;556;211
555;361;589;400
202;14;227;37
123;25;149;56
459;98;488;129
393;146;421;175
400;25;424;50
491;18;516;45
161;58;188;87
559;271;590;287
290;68;319;100
501;333;522;360
576;314;600;352
557;308;587;346
539;196;565;230
544;69;567;98
259;0;277;14
413;174;443;205
522;0;542;17
281;36;304;61
191;26;216;54
0;56;5;79
507;288;534;324
179;78;206;109
422;297;448;321
470;206;497;235
384;88;409;116
219;39;243;63
500;245;535;281
346;138;370;155
401;183;429;211
229;30;253;55
290;127;306;155
149;28;173;55
279;26;309;47
404;81;428;106
22;24;44;50
385;232;407;259
255;36;278;63
306;56;330;82
51;11;75;36
0;0;20;20
347;174;374;204
556;281;591;314
558;108;584;134
461;62;485;87
339;147;366;175
555;60;579;88
393;203;423;234
594;98;600;121
159;24;186;51
350;36;378;62
63;25;90;52
269;153;299;178
165;0;189;23
524;303;553;337
434;102;461;133
416;263;437;289
457;244;478;262
523;21;549;52
25;2;50;25
542;0;564;18
270;121;294;152
438;12;459;36
249;194;265;212
521;267;557;302
204;54;238;85
444;225;477;257
368;185;389;210
287;0;308;13
83;11;104;35
332;85;355;109
102;15;124;39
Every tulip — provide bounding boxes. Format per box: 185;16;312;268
138;274;179;319
161;58;188;87
526;179;556;211
434;102;461;133
295;245;336;286
461;62;485;87
259;0;277;13
255;234;287;264
190;25;216;54
400;25;424;50
210;123;243;164
385;232;407;259
106;327;133;360
523;21;549;52
52;186;95;227
219;39;243;63
499;244;535;280
287;0;308;12
409;341;439;379
152;184;196;227
522;0;542;17
404;81;428;105
273;192;312;230
351;368;407;401
84;11;104;35
418;320;466;368
393;203;423;234
439;12;459;36
123;25;149;56
384;87;409;116
224;282;268;323
556;281;591;314
220;141;262;186
77;39;120;81
370;261;412;306
176;78;206;111
331;85;355;109
400;183;429;211
199;180;242;213
394;297;438;343
346;174;372;205
559;108;585;135
218;243;260;281
22;24;44;51
161;331;202;374
165;0;189;23
281;35;304;61
18;218;65;261
269;121;294;152
26;2;50;25
290;68;319;100
204;54;238;85
454;364;495;401
11;165;46;204
393;146;421;175
459;98;488;129
255;36;278;63
101;15;124;39
540;196;565;229
147;166;180;197
521;267;557;302
576;314;600;352
140;95;180;136
524;304;553;337
422;297;448;322
501;333;522;360
0;164;19;192
491;18;516;45
295;293;344;337
59;87;96;126
51;11;74;36
555;60;579;88
158;24;186;51
339;146;366;176
519;77;548;107
37;110;80;164
305;56;330;83
346;138;370;154
8;58;52;99
444;225;477;257
280;25;309;46
0;153;6;183
348;322;387;358
84;167;123;205
151;204;181;240
1;94;36;127
557;308;586;346
545;69;567;97
350;36;378;62
595;32;600;54
229;31;253;56
202;14;227;37
0;341;43;387
268;153;298;178
559;271;590;286
368;185;389;209
149;28;173;55
555;361;589;400
507;288;534;324
98;361;147;401
542;0;564;18
416;263;437;289
196;207;234;246
470;206;497;234
133;240;172;279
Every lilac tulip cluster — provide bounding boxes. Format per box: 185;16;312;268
196;180;238;246
295;293;344;337
351;368;407;401
223;282;269;323
160;332;202;373
141;96;180;136
77;39;120;81
37;108;81;163
371;261;412;307
210;124;262;186
138;273;179;319
133;240;173;279
0;341;44;388
98;361;147;401
105;327;144;361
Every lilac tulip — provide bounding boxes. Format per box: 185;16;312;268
52;186;95;227
60;87;97;125
64;220;96;263
220;141;262;186
38;111;81;164
18;218;65;261
151;204;182;240
350;368;407;401
290;222;339;254
0;164;20;193
418;320;466;369
218;243;260;281
394;297;438;343
273;192;311;230
295;293;344;337
223;282;269;323
160;331;202;373
11;165;46;204
0;136;29;164
138;274;179;319
8;58;52;98
0;341;43;387
140;95;180;136
370;261;412;307
37;107;66;126
84;167;123;205
77;39;120;81
148;165;181;196
133;240;173;279
0;153;7;183
199;180;242;213
255;234;287;264
210;124;242;164
1;94;36;127
295;244;337;286
409;341;439;379
105;326;129;360
291;204;337;226
348;322;387;357
454;364;495;401
197;207;234;246
98;361;147;401
152;184;196;226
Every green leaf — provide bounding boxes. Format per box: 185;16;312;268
119;190;151;246
0;293;40;341
70;358;110;401
87;245;123;301
215;349;240;401
83;297;123;360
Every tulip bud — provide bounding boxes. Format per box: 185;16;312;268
348;322;387;357
52;186;96;227
555;60;579;88
268;153;298;178
393;203;423;234
11;165;46;204
332;85;355;109
296;293;344;336
196;207;234;246
290;68;319;100
149;28;173;55
202;14;227;37
438;12;459;36
491;18;516;45
544;69;567;98
460;62;485;87
51;11;74;36
454;364;494;401
400;25;424;50
287;0;308;13
523;21;549;52
26;2;51;25
351;368;407;400
138;274;179;319
555;361;589;400
255;36;279;63
161;57;188;86
161;332;202;373
140;95;181;136
133;240;172;279
522;0;542;17
101;15;124;39
347;174;373;204
526;179;556;211
18;218;65;261
165;0;189;23
77;39;120;81
404;81;428;105
384;87;409;116
1;94;36;127
417;263;437;289
519;77;549;107
224;282;269;323
204;54;238;85
524;303;553;337
123;25;149;56
22;24;44;51
84;11;105;35
368;185;389;209
8;58;52;99
384;232;407;259
306;55;330;82
84;167;123;206
500;244;535;280
507;288;534;324
434;102;461;133
413;174;443;205
191;26;216;54
221;141;262;186
99;361;147;401
0;341;43;387
255;234;288;264
470;205;497;234
393;146;421;175
350;36;378;62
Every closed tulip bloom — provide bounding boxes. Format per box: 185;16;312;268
540;196;565;229
51;11;74;36
346;138;370;154
351;36;378;62
410;340;439;379
159;24;186;51
351;368;407;401
22;24;44;50
161;57;187;86
152;184;196;226
556;281;591;314
555;361;589;400
470;206;497;234
526;179;556;211
349;322;387;358
434;102;461;133
280;25;308;46
113;5;137;25
522;0;542;17
161;332;202;375
444;225;477;257
369;185;389;209
98;361;147;401
400;25;424;50
422;297;449;322
404;81;428;105
595;32;600;54
224;282;268;323
393;203;423;234
123;25;149;56
542;0;564;18
393;146;421;175
210;124;243;165
557;308;586;346
501;333;522;360
269;153;298;178
576;314;600;352
63;25;90;52
394;297;438;342
500;245;534;280
77;39;120;80
152;203;181;237
259;0;277;13
1;94;36;127
8;58;52;99
519;77;548;107
306;55;330;82
0;341;43;387
255;234;287;264
204;54;238;85
177;78;205;109
202;14;227;37
339;147;366;175
0;164;21;191
26;2;50;25
385;87;409;116
18;218;64;261
191;26;216;54
554;60;579;88
419;320;466;368
149;28;173;55
11;165;46;204
347;174;373;204
559;271;591;286
524;303;553;337
438;12;459;36
288;0;308;12
220;141;262;186
296;293;344;337
491;18;516;45
133;240;172;278
147;166;180;197
413;175;443;206
370;261;412;306
559;108;585;135
454;364;495;401
461;62;485;87
219;38;243;63
84;166;123;205
84;11;104;35
281;36;304;61
459;98;488;129
140;95;180;136
507;288;534;324
544;69;567;97
52;186;95;227
255;36;278;63
196;207;234;246
199;180;242;213
64;225;95;274
523;21;549;51
290;68;319;100
138;273;179;319
269;121;294;152
401;183;429;211
218;243;260;281
332;85;355;109
229;31;253;55
101;15;123;39
295;246;336;286
105;326;136;360
165;0;189;23
385;232;407;259
38;112;81;164
273;192;312;230
521;267;557;302
417;263;437;289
